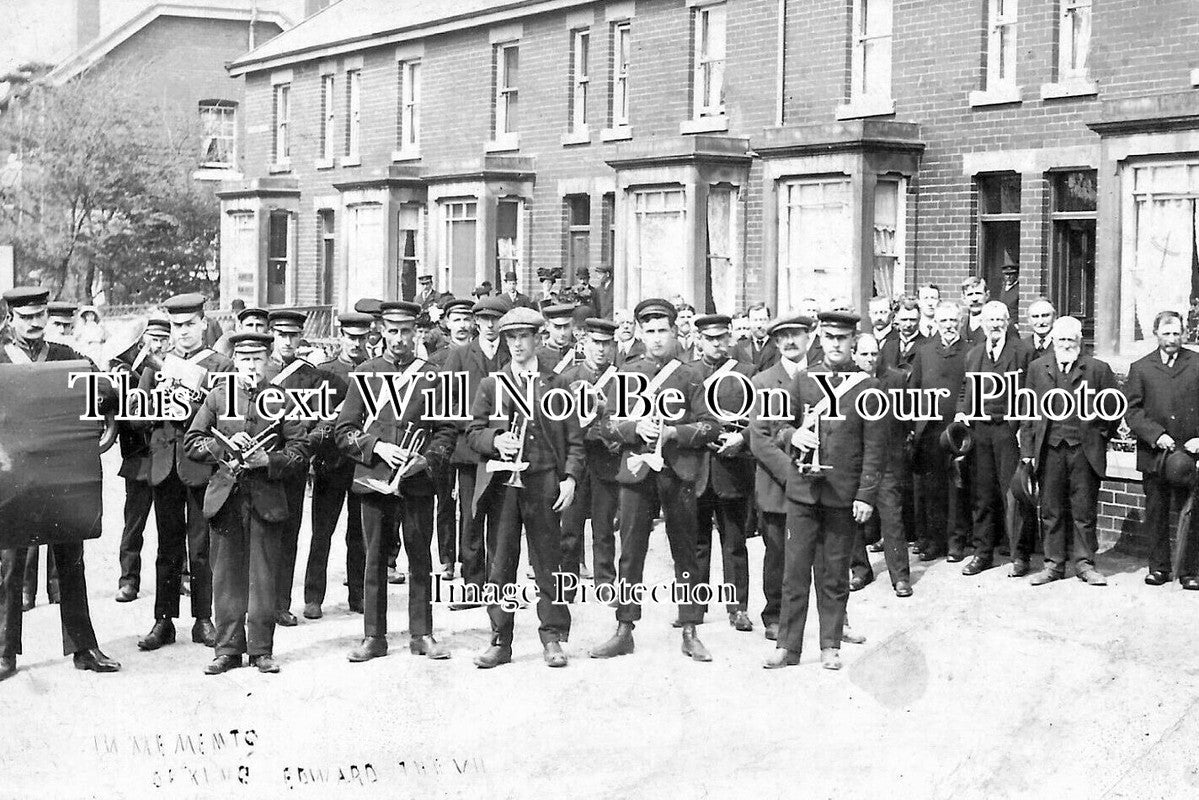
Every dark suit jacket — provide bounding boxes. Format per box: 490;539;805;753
466;364;584;485
536;342;582;375
749;360;800;515
1023;332;1055;363
106;355;153;481
502;291;537;311
1020;353;1120;477
184;383;310;522
1125;347;1199;475
908;336;968;440
307;356;354;473
614;339;645;367
560;361;622;481
958;331;1034;430
874;363;912;475
754;366;884;508
879;332;927;375
731;337;779;373
691;358;756;498
595;354;720;483
594;280;614;319
441;339;510;465
138;346;234;488
334;355;457;496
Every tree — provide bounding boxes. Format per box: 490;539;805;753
0;61;219;304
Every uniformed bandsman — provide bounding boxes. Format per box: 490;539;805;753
466;306;583;668
336;301;457;662
536;303;581;375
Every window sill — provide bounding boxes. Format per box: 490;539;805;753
561;128;591;146
485;134;520;153
192;167;242;182
268;161;291;174
600;125;633;142
679;115;728;134
834;97;895;120
969;85;1022;107
315;157;335;170
1191;68;1199;87
391;148;421;162
341;156;362;167
1040;79;1098;100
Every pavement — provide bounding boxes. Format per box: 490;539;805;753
2;451;1199;799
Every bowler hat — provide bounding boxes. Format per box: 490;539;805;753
1010;460;1039;509
940;421;974;457
1160;450;1198;488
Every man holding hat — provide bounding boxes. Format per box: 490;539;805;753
1125;310;1199;588
303;312;370;618
108;316;171;603
501;271;534;310
537;303;582;375
184;331;311;674
466;306;583;668
1021;316;1120;587
416;274;438;310
263;310;324;626
0;286;121;680
136;292;231;653
441;296;511;600
335;301;457;662
559;317;620;594
590;298;720;662
758;309;883;670
690;313;757;631
749;314;814;641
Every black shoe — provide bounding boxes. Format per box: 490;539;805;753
920;548;945;562
543;641;568;668
204;654;243;675
946;551;965;563
1145;570;1170;586
1181;576;1199;591
849;574;872;591
274;610;298;627
894;580;913;597
348;596;364;614
138;619;176;651
0;656;15;682
729;611;753;631
73;648;121;673
763;622;779;641
115;585;137;603
348;636;388;662
1008;559;1030;578
962;556;992;576
473;644;513;669
250;654;281;673
763;648;801;669
448;602;483;611
48;591;60;605
681;624;712;662
303;602;323;620
191;618;216;647
590;622;635;658
410;635;451;659
867;541;884;553
387;567;406;585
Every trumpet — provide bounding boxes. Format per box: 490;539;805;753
485;409;530;488
626;413;666;475
356;422;429;495
210;424;279;477
791;403;832;476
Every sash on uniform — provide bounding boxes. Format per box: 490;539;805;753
270;356;312;387
3;342;47;364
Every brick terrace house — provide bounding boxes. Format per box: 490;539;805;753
221;0;1199;544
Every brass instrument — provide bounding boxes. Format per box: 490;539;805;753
158;353;210;405
791;403;831;475
626;412;666;475
708;417;748;452
355;422;429;495
210;424;280;477
485;409;531;488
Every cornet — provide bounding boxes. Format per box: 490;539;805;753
626;413;666;475
485;409;530;488
210;424;279;477
355;421;429;495
791;403;832;476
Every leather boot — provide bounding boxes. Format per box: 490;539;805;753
473;644;513;669
543;641;567;668
821;648;843;670
250;654;281;673
410;635;451;660
192;618;216;647
762;648;802;669
348;636;388;662
204;654;242;675
589;622;634;658
681;624;712;662
73;648;121;673
138;618;176;651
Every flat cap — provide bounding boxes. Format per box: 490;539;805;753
162;293;207;316
2;287;49;310
634;298;678;324
818;310;861;330
380;301;421;323
145;317;171;336
336;312;374;334
497;306;544;334
353;298;383;318
228;331;274;353
768;315;815;336
268;310;307;332
236;306;269;323
47;300;77;318
694;314;732;336
584;318;618;341
542;303;576;321
443;298;475;317
418;273;433;282
472;296;509;318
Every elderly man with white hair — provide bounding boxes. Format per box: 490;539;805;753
1024;298;1057;360
1019;316;1121;586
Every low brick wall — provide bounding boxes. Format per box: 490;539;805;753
1098;479;1147;556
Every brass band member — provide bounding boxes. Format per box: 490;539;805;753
590;298;720;663
336;301;457;662
0;286;121;681
757;311;884;670
467;307;583;668
185;332;310;674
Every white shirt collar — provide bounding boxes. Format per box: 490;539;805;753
780;357;802;379
479;337;500;359
1162;350;1177;366
875;324;893;341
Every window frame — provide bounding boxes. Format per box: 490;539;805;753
691;3;726;120
345;68;362;161
494;42;520;141
850;0;893;104
198;100;237;169
398;59;421;153
612;21;631;128
1057;0;1091;81
1048;169;1097;336
272;83;291;167
986;0;1018;91
570;28;590;134
320;73;336;163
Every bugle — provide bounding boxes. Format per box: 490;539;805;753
624;413;666;478
791;403;831;475
355;422;429;495
210;424;279;477
485;409;530;488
